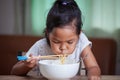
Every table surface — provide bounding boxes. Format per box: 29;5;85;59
0;75;120;80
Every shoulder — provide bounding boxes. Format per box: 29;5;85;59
79;32;91;43
36;38;46;43
33;38;50;50
79;32;88;40
35;38;48;46
77;32;92;51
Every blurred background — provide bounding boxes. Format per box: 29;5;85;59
0;0;120;74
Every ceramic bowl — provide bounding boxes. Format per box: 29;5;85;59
39;59;80;80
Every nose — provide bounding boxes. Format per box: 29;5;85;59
59;43;67;51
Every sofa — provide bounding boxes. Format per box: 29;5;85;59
0;35;117;75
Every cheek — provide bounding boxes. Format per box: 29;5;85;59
50;43;60;54
68;42;78;53
69;45;76;53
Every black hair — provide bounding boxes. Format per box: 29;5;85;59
45;0;83;45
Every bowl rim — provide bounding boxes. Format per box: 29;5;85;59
38;59;80;66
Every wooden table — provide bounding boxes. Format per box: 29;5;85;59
0;75;120;80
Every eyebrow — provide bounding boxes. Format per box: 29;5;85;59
52;38;75;42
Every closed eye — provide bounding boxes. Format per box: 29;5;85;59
67;41;74;44
52;40;61;44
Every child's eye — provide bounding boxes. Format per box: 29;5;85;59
67;41;73;44
52;40;60;44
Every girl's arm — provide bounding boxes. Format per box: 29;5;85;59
81;45;101;80
11;56;37;76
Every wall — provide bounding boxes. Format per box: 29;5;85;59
0;0;15;35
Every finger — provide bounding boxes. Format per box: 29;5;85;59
89;76;101;80
26;57;33;62
30;59;37;64
98;77;101;80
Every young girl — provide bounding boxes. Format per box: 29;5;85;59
11;0;101;80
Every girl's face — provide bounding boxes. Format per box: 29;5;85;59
49;25;79;55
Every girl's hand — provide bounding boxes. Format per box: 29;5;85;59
22;54;38;68
87;66;101;80
88;75;101;80
11;54;39;75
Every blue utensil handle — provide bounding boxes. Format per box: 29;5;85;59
17;56;28;61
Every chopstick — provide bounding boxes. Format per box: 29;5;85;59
37;54;67;59
17;54;68;61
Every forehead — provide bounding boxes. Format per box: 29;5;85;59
49;26;78;40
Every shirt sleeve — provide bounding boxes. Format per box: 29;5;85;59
79;32;92;53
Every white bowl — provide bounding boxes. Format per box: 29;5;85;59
39;59;80;80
